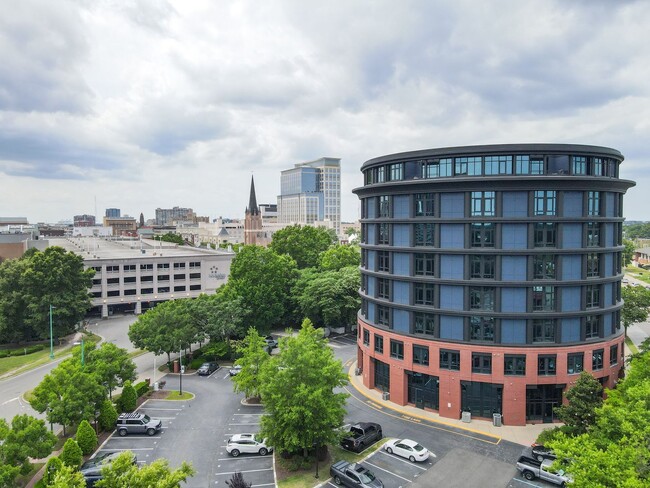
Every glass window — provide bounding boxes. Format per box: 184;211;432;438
471;191;495;216
363;329;370;346
538;355;557;375
377;166;386;183
378;196;391;217
414;283;435;305
470;287;495;311
587;222;601;247
567;353;584;374
414;313;435;336
455;157;482;176
374;359;390;391
534;223;556;247
586;285;600;308
470;317;495;342
378;251;390;272
533;255;556;279
533;286;555;311
592;349;604;371
585;315;600;339
414;193;435;217
470;223;495;248
378;223;390;245
377;305;390;326
389;163;404;181
515;155;544;175
413;345;429;366
390;340;404;360
530;157;544;174
472;353;492;374
591;157;603;176
484;155;512;175
414;253;435;276
534;190;556;215
533;319;555;343
374;334;384;353
504;355;526;375
377;278;390;299
414;223;434;246
610;344;618;366
470;255;495;279
422;158;452;178
440;350;460;370
572;156;587;175
587;253;600;278
587;191;601;216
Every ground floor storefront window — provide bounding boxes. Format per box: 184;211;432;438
374;358;390;392
525;384;564;422
407;371;439;410
460;381;502;418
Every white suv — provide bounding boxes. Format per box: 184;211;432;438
226;433;272;457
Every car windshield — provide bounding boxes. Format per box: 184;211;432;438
142;415;150;422
358;470;376;483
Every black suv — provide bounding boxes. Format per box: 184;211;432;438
197;362;219;376
116;413;162;437
80;451;137;487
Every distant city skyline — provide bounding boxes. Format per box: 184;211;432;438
1;1;649;223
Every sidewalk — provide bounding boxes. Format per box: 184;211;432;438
347;361;549;446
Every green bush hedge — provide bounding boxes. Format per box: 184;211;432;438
190;357;205;370
134;380;150;398
0;344;45;358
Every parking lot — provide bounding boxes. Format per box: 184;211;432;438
323;441;435;488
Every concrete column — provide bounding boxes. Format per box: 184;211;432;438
135;301;142;315
101;303;109;319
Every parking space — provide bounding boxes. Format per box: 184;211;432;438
327;333;358;348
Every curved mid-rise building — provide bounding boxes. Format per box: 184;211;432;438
352;144;635;425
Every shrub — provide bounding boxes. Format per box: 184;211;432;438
134;380;150;398
43;456;63;485
60;439;83;467
98;399;118;431
119;381;137;412
190;358;205;370
226;471;252;488
75;420;97;455
0;350;8;358
535;424;578;445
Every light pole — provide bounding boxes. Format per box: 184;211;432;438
179;347;183;395
49;305;55;359
73;337;85;367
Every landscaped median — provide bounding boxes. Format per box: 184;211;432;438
277;438;389;488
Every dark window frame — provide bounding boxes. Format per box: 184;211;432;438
538;355;557;376
470;222;495;248
471;353;492;374
440;349;460;370
504;355;526;375
390;339;404;360
567;353;584;374
413;345;429;366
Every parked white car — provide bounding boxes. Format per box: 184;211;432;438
384;438;430;462
226;433;273;457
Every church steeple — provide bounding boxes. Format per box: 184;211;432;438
247;175;259;216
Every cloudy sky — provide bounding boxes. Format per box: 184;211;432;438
1;0;649;224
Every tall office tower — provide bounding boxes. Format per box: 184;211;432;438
353;144;634;426
155;207;195;225
277;157;341;234
105;208;121;218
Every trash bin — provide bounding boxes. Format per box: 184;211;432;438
493;413;502;427
382;391;390;401
461;411;471;423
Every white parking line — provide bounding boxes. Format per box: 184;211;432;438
228;423;260;426
512;478;542;487
233;413;265;416
251;484;275;487
139;407;182;411
364;460;412;482
99;448;155;451
217;457;273;461
377;450;428;470
218;468;273;475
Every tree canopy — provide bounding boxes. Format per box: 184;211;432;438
95;451;195;488
82;342;137;399
190;286;250;341
624;223;650;239
621;285;650;331
270;225;335;269
259;319;349;457
318;244;360;271
153;233;185;245
231;328;269;400
228;245;298;332
554;371;603;435
0;246;94;343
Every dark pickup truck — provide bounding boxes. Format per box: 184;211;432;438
340;422;383;453
330;460;384;488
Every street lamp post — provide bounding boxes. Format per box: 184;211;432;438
49;305;55;359
179;347;183;395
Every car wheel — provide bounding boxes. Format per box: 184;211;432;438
409;455;416;463
523;471;535;481
230;449;240;457
536;454;544;462
386;447;393;454
259;448;268;456
147;428;156;436
118;429;127;437
334;476;342;485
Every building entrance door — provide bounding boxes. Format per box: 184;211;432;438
526;385;564;423
407;372;439;411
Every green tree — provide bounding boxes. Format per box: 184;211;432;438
554;371;603;435
129;299;199;363
191;286;250;341
232;328;269;400
621;286;650;334
95;451;195;488
119;381;137;413
318;244;360;271
75;419;98;455
296;266;360;329
228;246;298;332
31;358;106;436
42;457;63;486
270;225;335;269
154;233;185;245
48;464;86;487
83;342;137;400
226;471;252;488
622;239;636;266
0;414;57;482
59;439;83;468
344;227;358;237
98;398;118;431
624;223;650;239
0;247;94;343
259;319;349;458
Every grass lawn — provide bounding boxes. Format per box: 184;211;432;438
625;335;639;355
165;390;194;400
277;439;388;488
625;267;650;284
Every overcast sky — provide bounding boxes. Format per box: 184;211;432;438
1;0;649;224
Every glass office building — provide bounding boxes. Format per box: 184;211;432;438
353;144;634;425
